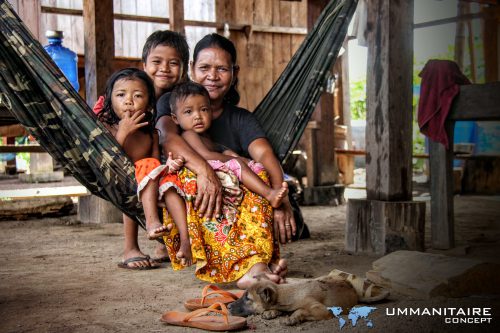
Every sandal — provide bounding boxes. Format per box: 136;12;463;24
161;302;247;331
184;284;244;311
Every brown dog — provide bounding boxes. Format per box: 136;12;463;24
228;275;359;326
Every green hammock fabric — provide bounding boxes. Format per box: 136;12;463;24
0;0;357;225
0;1;145;227
254;0;358;162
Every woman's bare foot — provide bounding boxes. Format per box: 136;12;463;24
146;222;171;240
151;243;170;263
236;262;285;289
269;258;288;279
176;238;193;266
267;182;289;208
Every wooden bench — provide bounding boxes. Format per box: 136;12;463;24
0;144;46;153
429;81;500;249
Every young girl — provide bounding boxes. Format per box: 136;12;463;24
97;68;191;266
169;81;289;209
94;30;190;270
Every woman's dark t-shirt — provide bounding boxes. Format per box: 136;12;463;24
156;92;266;158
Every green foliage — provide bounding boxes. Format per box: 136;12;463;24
350;78;366;120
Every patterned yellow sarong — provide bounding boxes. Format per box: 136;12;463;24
162;167;279;283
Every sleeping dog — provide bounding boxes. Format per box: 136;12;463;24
228;273;387;326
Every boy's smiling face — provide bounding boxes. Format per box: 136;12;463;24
143;45;183;95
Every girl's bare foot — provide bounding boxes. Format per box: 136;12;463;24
122;248;158;269
176;239;193;266
146;223;171;240
236;262;284;289
267;182;289;208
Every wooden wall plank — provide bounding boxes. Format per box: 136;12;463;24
14;0;42;40
230;0;252;108
121;0;138;58
290;0;306;55
244;0;273;111
278;1;291;81
271;0;283;83
114;0;123;56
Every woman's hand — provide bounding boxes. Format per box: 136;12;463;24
194;164;223;219
273;196;296;244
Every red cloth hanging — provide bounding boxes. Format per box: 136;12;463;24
417;60;470;149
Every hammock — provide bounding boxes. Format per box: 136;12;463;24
255;0;358;162
0;0;357;227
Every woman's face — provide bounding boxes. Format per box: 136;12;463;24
191;47;235;105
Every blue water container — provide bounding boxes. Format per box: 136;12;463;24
44;30;79;91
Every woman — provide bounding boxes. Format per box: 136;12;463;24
156;33;296;288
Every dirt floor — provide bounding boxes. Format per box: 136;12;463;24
0;176;499;333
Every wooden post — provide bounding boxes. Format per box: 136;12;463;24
483;6;499;82
169;0;185;35
429;122;455;249
428;82;500;249
346;0;424;255
346;199;425;255
304;121;319;187
454;2;467;70
83;0;114;106
79;0;121;224
365;0;413;201
340;41;352;152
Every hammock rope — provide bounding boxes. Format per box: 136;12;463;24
0;0;357;224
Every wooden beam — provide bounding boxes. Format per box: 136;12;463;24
365;0;414;201
0;145;46;153
448;82;500;120
82;0;114;106
413;12;486;29
461;0;499;4
169;0;185;35
40;6;307;35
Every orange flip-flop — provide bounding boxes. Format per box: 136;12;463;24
184;284;244;311
161;302;247;331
